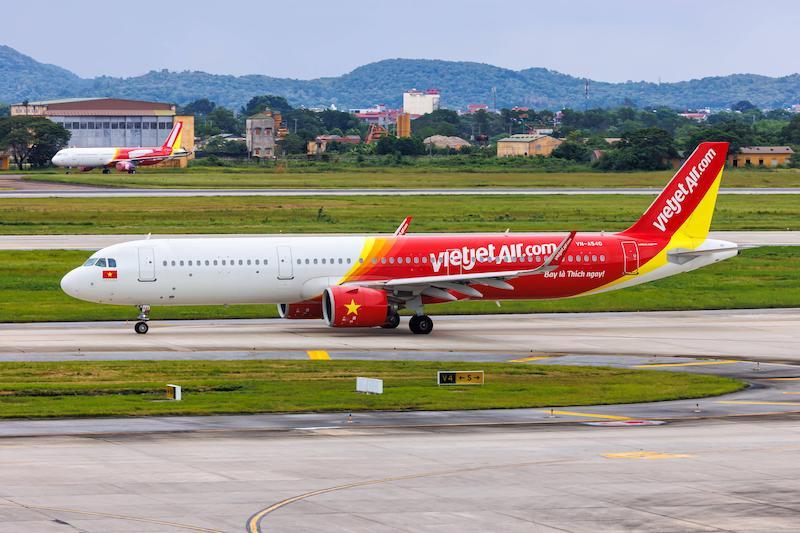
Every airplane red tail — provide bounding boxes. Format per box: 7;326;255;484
621;142;729;241
162;121;184;151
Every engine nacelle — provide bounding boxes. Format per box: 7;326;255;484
115;161;135;172
323;286;390;328
277;301;323;319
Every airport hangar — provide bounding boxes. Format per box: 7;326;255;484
9;97;195;166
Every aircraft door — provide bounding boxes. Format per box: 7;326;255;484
277;245;293;280
621;241;639;275
138;247;157;282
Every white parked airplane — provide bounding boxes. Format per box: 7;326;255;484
51;121;188;173
60;143;739;335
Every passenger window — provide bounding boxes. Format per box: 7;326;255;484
322;258;326;264
567;255;573;262
108;258;117;267
213;260;218;266
536;256;542;262
305;259;309;264
600;255;606;262
180;260;184;266
314;259;318;264
188;261;193;266
592;255;597;262
338;258;343;264
422;257;427;263
576;256;582;262
414;257;419;264
247;259;251;265
389;257;395;264
381;258;387;264
297;259;301;265
263;259;268;264
584;255;589;262
222;260;226;266
96;258;107;267
347;258;352;264
239;260;243;265
163;261;167;266
205;260;210;266
255;260;260;265
371;258;377;264
171;260;176;266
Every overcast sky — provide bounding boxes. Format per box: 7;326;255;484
5;0;799;82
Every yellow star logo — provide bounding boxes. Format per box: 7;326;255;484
344;299;361;316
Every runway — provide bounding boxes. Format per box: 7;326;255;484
2;309;798;361
2;230;799;250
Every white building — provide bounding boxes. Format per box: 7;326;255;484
403;89;440;116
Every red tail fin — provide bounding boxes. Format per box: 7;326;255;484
162;121;183;150
621;142;728;240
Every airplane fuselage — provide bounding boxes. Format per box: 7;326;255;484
60;232;737;307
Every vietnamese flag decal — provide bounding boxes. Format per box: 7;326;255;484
102;270;118;279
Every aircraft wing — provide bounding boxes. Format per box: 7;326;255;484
345;231;575;300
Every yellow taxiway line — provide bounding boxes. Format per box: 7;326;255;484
634;359;739;368
544;410;631;421
306;350;330;360
508;355;551;363
766;377;800;381
604;451;693;460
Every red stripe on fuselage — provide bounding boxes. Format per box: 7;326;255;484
344;233;664;300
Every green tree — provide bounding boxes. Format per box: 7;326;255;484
204;138;247;157
241;95;292;116
375;135;397;155
180;98;216;115
318;110;360;133
0;103;9;117
595;127;677;171
781;115;800;145
732;100;757;112
0;116;70;170
412;109;460;138
207;107;241;134
277;132;306;155
552;141;591;162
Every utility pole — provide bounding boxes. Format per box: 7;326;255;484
293;118;298;133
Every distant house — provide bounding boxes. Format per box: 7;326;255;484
729;146;794;168
496;134;563;157
423;135;471;151
307;135;361;155
246;109;279;158
590;149;605;163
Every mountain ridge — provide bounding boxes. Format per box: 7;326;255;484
1;45;798;111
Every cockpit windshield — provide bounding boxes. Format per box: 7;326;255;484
82;257;117;267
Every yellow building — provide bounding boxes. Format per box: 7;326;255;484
728;146;794;168
396;113;411;138
0;150;9;170
496;134;563;157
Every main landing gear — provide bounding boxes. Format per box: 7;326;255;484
134;304;150;334
381;311;401;329
102;168;111;174
408;314;433;335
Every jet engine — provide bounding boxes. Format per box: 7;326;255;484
278;301;323;319
115;161;135;173
322;286;390;328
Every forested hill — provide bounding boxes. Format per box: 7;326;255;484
2;45;799;111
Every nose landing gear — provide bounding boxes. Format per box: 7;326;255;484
134;304;150;334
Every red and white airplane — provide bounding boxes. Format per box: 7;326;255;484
51;121;188;174
61;142;738;335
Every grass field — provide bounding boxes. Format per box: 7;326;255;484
0;360;743;418
0;194;798;235
18;167;800;189
2;247;796;323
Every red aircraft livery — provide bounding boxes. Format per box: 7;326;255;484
61;142;739;335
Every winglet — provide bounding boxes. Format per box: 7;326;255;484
543;231;576;269
393;216;412;236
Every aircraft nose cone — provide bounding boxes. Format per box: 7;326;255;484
60;268;81;298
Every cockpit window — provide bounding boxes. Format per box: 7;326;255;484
108;258;117;268
96;258;107;268
83;258;97;267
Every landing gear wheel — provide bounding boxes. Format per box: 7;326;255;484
134;321;149;334
381;312;401;329
128;169;137;174
102;168;110;174
408;315;433;335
